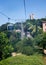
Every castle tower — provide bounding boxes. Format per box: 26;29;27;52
29;14;34;20
31;14;34;20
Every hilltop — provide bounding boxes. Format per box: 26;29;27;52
0;54;45;65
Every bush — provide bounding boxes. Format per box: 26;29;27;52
16;38;34;55
0;32;14;60
22;46;34;55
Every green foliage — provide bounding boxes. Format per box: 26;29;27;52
34;32;46;54
39;32;46;49
16;38;34;55
0;18;45;60
41;18;46;21
0;19;43;38
0;23;9;32
0;32;14;60
34;34;43;45
0;55;44;65
22;46;34;55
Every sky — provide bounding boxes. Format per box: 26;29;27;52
0;0;46;25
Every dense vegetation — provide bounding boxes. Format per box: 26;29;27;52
0;18;46;61
0;55;45;65
0;32;14;60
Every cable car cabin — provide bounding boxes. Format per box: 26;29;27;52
7;23;14;31
7;24;14;30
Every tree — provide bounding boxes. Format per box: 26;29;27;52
34;33;46;54
0;23;10;32
0;32;14;60
16;38;34;55
39;33;46;49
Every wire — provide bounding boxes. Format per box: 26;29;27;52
0;11;25;22
23;0;26;20
0;0;27;22
0;11;10;19
0;11;16;22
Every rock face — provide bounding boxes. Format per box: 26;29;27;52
11;52;22;57
11;52;17;56
44;49;46;54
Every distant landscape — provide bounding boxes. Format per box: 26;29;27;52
0;18;46;65
0;0;46;64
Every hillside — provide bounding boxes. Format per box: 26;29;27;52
0;55;45;65
0;19;42;38
0;19;46;61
